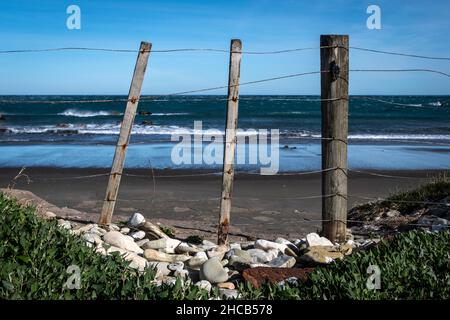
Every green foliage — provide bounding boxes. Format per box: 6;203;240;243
186;235;203;245
238;230;450;300
1;192;449;300
159;225;175;238
0;193;210;300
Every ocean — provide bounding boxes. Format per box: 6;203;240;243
1;95;449;171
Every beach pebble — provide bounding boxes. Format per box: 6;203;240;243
186;251;208;269
206;244;229;260
107;246;147;272
128;212;146;228
219;288;239;300
43;211;56;220
240;241;255;250
120;227;130;234
230;243;242;250
201;240;217;250
147;262;171;278
175;242;202;255
217;282;235;290
72;223;95;235
266;255;296;268
200;257;229;284
144;249;190;263
136;238;150;247
306;233;334;247
300;246;344;265
109;224;120;231
103;231;143;254
82;232;103;245
130;230;146;240
255;239;287;252
174;269;189;280
228;255;252;271
226;248;252;261
58;219;71;230
142;238;181;253
168;262;185;272
195;280;212;293
246;248;275;263
275;237;300;254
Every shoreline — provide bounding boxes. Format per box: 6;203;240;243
1;167;447;241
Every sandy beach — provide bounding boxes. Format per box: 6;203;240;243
1;167;446;241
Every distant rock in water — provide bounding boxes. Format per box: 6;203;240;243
57;123;70;128
0;128;9;133
139;111;152;116
48;129;79;135
141;120;153;126
0;114;5;120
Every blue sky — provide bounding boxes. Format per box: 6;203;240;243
0;0;449;95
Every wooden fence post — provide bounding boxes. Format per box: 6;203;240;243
320;35;349;243
99;41;151;225
218;39;242;245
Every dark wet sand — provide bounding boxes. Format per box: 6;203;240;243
0;167;447;240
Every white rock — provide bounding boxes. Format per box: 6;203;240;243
103;231;143;254
186;251;208;269
144;249;190;263
72;223;95;235
109;224;120;231
267;255;296;268
219;288;240;299
195;280;212;292
206;244;229;260
89;227;106;237
96;227;107;235
147;262;171;278
200;257;229;284
95;245;107;256
130;230;146;240
58;219;71;230
143;238;181;253
174;269;189;280
255;239;287;252
230;243;242;250
175;242;202;255
306;233;334;247
162;238;183;254
44;211;56;220
128;212;146;228
168;262;185;272
136;239;150;247
82;232;103;245
120;227;130;234
107;246;147;271
246;248;274;263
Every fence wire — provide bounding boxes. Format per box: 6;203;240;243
1;45;450;60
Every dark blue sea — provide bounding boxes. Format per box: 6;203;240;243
0;95;449;171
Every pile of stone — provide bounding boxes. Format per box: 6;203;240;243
56;212;363;298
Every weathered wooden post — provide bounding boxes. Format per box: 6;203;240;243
99;41;151;225
320;35;349;242
218;39;242;245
